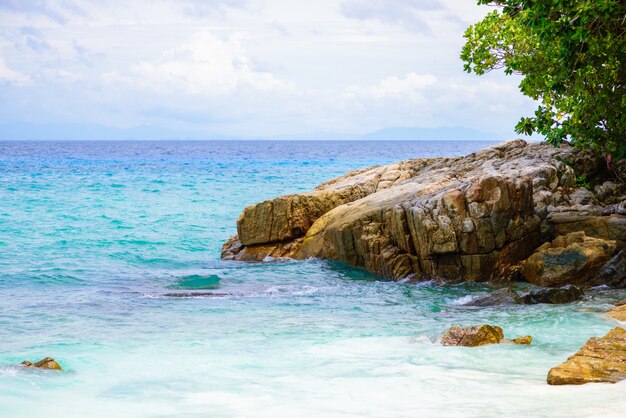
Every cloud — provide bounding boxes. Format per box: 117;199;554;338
0;0;84;23
181;0;248;16
106;29;294;96
340;0;446;32
343;72;437;103
0;56;31;85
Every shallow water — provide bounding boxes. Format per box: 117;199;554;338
0;140;625;418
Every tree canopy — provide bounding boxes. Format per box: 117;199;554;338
461;0;626;166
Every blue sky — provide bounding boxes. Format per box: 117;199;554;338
0;0;537;139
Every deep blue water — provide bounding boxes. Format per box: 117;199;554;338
0;140;624;418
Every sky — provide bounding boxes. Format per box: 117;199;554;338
0;0;538;140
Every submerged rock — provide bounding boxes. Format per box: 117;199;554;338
519;285;584;305
441;324;531;347
547;327;626;385
164;292;233;298
21;357;62;370
520;232;616;287
462;287;522;307
462;285;583;307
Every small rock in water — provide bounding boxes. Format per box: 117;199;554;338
441;324;531;347
511;335;533;345
547;327;626;385
519;285;584;305
21;357;62;370
164;292;232;298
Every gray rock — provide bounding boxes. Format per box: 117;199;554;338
463;287;521;307
590;251;626;288
520;285;584;305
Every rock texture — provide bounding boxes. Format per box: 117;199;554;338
519;285;584;304
463;287;522;307
463;285;583;306
223;139;626;284
521;232;616;286
547;327;626;385
440;324;531;347
608;304;626;322
21;357;62;370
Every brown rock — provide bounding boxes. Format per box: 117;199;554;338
607;305;626;322
520;232;616;286
236;159;439;246
224;140;582;282
548;213;626;247
441;324;504;347
512;336;533;345
547;327;626;385
441;325;533;347
21;357;62;371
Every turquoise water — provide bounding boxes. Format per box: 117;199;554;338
1;140;625;418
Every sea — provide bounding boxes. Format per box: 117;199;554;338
0;140;624;417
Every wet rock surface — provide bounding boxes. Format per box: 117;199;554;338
21;357;62;370
547;327;626;385
462;287;521;307
440;324;531;347
164;292;233;298
463;285;584;306
519;285;584;305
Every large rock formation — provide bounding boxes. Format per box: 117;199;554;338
547;327;626;385
223;140;626;283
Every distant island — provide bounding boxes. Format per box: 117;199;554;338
0;122;505;142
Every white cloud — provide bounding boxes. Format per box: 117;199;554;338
0;0;537;138
341;0;448;32
343;72;437;103
105;30;294;96
0;56;31;85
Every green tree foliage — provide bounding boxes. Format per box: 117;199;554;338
461;0;626;166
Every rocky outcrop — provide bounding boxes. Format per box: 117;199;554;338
520;232;616;286
547;327;626;385
235;158;442;247
223;139;626;284
21;357;62;370
441;324;531;346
